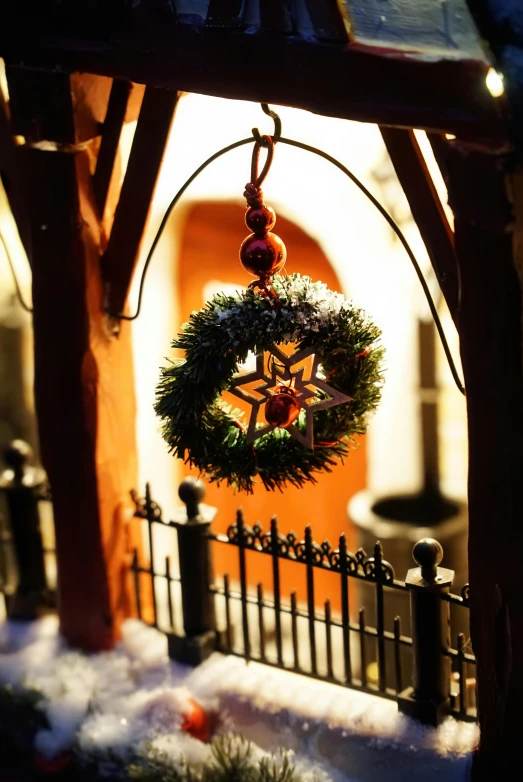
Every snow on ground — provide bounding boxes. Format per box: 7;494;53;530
190;654;477;782
0;617;477;781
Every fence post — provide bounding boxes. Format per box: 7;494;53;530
398;537;454;726
0;440;51;618
170;477;218;665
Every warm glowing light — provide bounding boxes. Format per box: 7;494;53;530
202;279;245;303
486;68;504;98
367;662;379;684
445;134;456;141
413;129;453;228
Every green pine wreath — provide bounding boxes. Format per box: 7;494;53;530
155;274;384;492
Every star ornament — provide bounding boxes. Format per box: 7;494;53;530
228;345;352;449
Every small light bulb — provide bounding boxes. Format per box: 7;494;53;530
445;134;456;141
486;68;504;98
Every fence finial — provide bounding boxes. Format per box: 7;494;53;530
171;476;217;665
178;477;205;522
398;535;454;726
413;537;444;583
4;439;32;483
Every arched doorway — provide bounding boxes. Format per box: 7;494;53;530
177;201;367;610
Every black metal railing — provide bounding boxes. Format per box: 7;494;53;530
130;478;475;726
130;483;182;633
0;519;15;605
0;440;56;618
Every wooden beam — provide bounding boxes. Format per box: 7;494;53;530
102;86;179;317
7;69;149;651
6;66;112;145
380;127;460;322
93;79;146;221
0;22;506;141
92;79;133;219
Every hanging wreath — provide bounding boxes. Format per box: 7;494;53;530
155;134;384;492
155;273;384;493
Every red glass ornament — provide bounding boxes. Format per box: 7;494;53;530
245;204;276;234
265;386;301;428
34;751;73;775
240;232;287;278
181;698;210;743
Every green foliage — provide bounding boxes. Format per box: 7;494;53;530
0;683;328;782
128;735;321;782
75;742;134;780
127;747;189;782
0;682;48;736
156;273;384;493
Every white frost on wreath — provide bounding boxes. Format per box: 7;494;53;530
212;276;349;345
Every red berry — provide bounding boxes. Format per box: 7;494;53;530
34;751;72;775
265;387;301;428
181;699;210;743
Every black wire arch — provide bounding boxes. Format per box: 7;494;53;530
111;137;254;324
0;105;465;395
109;132;465;395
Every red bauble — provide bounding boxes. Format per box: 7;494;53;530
239;232;286;279
34;751;73;776
265;387;301;428
245;204;276;234
181;698;210;743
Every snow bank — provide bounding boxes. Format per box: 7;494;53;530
0;618;477;782
183;654;477;782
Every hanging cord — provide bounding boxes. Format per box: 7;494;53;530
0;231;33;313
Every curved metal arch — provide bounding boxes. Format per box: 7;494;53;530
109;120;464;394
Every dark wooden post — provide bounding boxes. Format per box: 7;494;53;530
434;137;523;778
4;68;148;650
398;538;454;726
170;477;218;665
0;440;51;618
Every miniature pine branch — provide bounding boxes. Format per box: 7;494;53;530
156;273;384;492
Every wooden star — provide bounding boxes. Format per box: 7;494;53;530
228;345;352;448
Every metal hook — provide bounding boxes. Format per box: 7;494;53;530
252;103;282;146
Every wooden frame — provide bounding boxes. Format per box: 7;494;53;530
1;0;523;777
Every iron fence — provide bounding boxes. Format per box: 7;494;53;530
130;478;475;726
130;484;182;633
0;440;57;617
0;516;15;610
